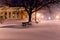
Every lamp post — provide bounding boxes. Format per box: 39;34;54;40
35;12;39;23
56;15;60;20
35;12;36;22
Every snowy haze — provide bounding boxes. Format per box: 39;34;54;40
36;4;60;20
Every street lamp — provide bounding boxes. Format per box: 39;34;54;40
56;15;60;20
36;13;40;17
48;17;51;20
35;12;40;23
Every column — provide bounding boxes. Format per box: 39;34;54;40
15;12;17;19
7;12;9;19
17;11;20;20
11;11;13;19
2;12;5;20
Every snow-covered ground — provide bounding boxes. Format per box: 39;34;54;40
0;20;60;40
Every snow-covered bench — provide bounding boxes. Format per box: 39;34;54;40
22;22;32;27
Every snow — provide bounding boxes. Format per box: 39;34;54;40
0;20;60;40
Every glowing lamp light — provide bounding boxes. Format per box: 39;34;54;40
41;16;44;18
13;14;15;16
36;13;40;17
56;16;59;19
48;17;51;20
35;13;40;22
36;19;39;21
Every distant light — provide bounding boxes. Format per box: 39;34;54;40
56;16;59;19
13;14;15;16
36;13;41;22
48;17;51;20
41;16;44;18
36;19;39;21
36;13;40;17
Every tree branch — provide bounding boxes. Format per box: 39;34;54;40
32;0;59;13
22;0;29;13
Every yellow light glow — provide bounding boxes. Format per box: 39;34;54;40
36;13;40;17
56;16;59;19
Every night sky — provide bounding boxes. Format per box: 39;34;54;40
0;0;5;6
0;0;22;7
0;0;59;7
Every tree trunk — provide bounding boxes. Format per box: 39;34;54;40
28;13;32;22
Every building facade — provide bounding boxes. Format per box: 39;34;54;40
0;5;59;21
0;6;28;20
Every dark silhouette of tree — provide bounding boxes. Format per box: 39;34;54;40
21;0;60;22
5;0;60;22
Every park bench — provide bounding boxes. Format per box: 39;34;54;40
22;22;32;27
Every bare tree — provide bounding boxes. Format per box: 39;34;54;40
5;0;60;22
21;0;60;22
